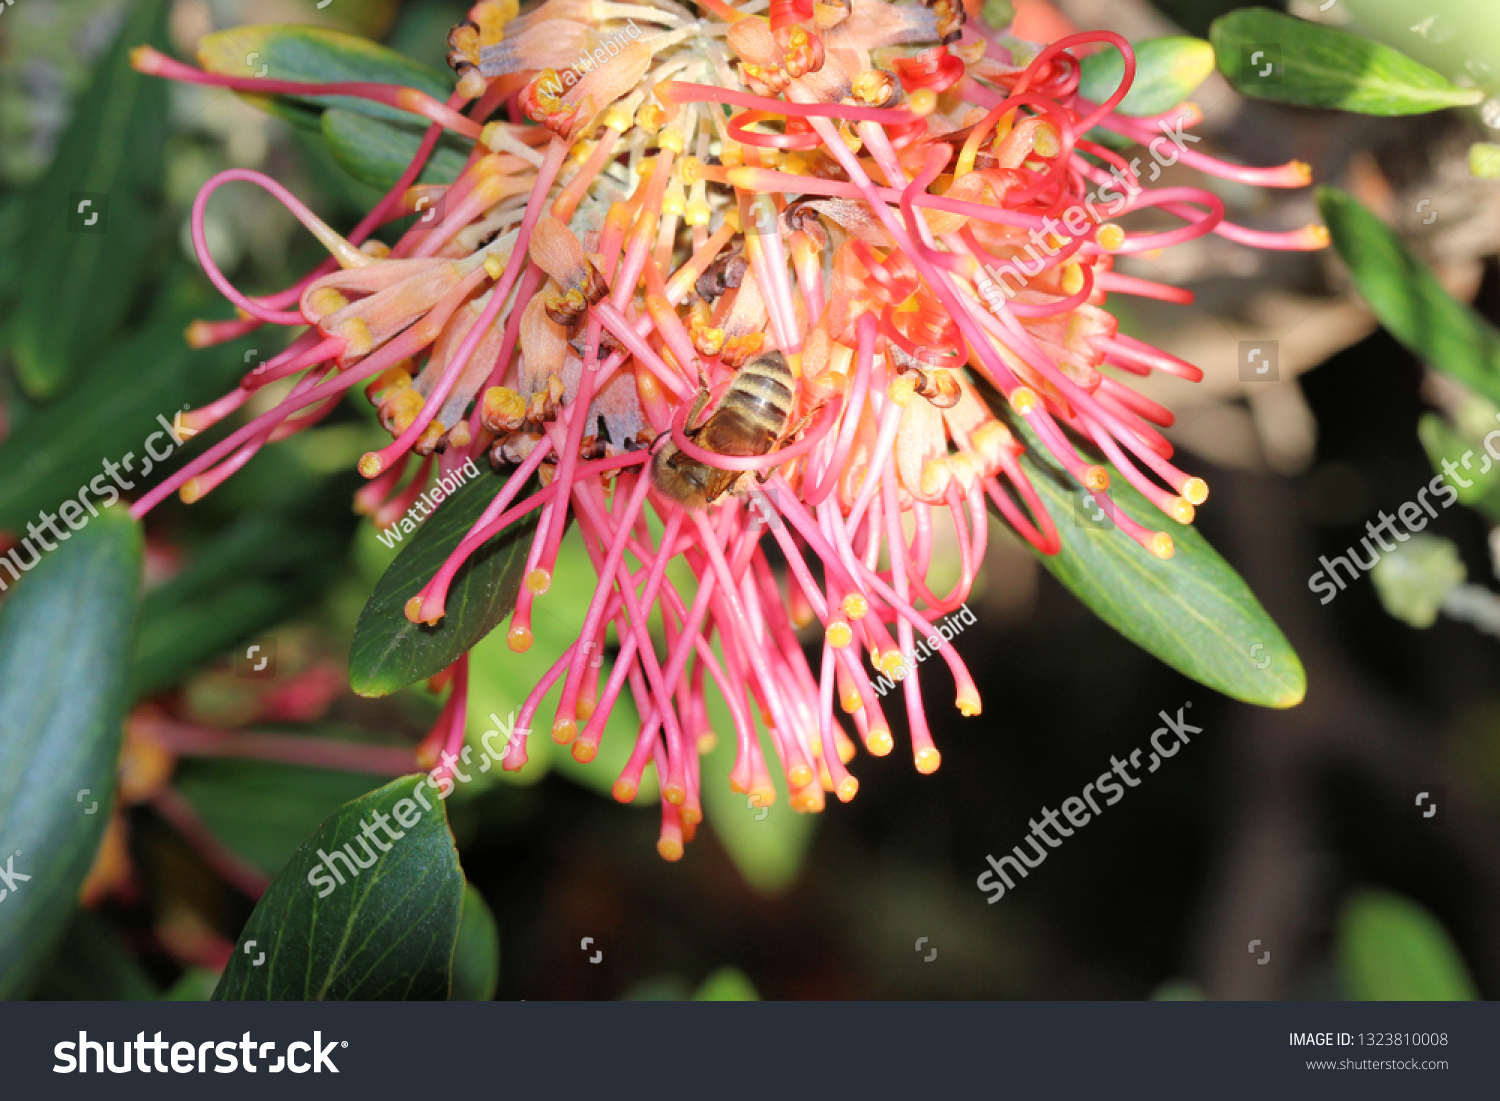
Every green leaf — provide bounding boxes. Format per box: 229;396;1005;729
322;109;470;193
1318;187;1500;407
213;774;465;1000
1211;9;1484;115
451;885;500;1000
31;912;160;1000
350;469;538;698
693;966;760;1001
1339;889;1478;1000
173;759;390;876
1003;416;1304;707
197;24;452;126
699;675;817;893
0;508;142;998
8;0;171;399
1417;414;1500;509
163;968;221;1001
1078;36;1216;117
0;273;249;534
131;472;362;697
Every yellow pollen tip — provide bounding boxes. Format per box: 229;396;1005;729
577;698;596;721
178;478;203;505
657;837;684;862
359;453;385;479
552;717;578;745
1307;224;1331;246
1083;465;1109;493
907;88;938;117
915;746;942;774
612;778;639;803
837;776;860;802
524;568;552;594
826;621;853;649
1169;497;1196;524
403;596;426;623
888;373;917;406
483;254;506;281
868;728;894;756
841;690;863;713
789;763;814;789
697;730;717;754
1151;532;1176;559
1009;386;1039;415
1096;223;1126;252
842;593;869;619
1181;477;1209;506
571;740;596;762
1291;160;1313;183
664;783;686;806
507;624;533;652
956;692;982;717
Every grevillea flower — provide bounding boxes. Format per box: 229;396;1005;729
130;0;1326;860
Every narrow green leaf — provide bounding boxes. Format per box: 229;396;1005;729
451;885;500;1000
0;509;142;998
9;0;170;398
1078;36;1216;117
1339;889;1478;1000
350;469;538;698
1318;187;1500;407
197;24;452;126
1211;9;1483;115
0;273;248;534
1002;415;1304;707
213;774;465;1000
322;108;470;193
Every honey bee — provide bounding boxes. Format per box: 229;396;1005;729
651;352;814;509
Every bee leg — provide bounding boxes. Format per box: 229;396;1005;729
687;369;713;430
755;402;827;483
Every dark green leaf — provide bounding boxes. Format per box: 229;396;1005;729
1339;889;1478;1000
1319;187;1500;406
0;274;249;534
1078;36;1216;117
451;885;500;1000
213;773;465;1000
9;0;171;398
1002;415;1304;707
1211;9;1484;115
131;472;362;698
323;108;470;193
29;912;159;1000
197;24;452;127
173;759;389;877
0;508;142;998
350;469;538;698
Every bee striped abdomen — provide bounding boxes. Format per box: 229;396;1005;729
710;353;796;450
